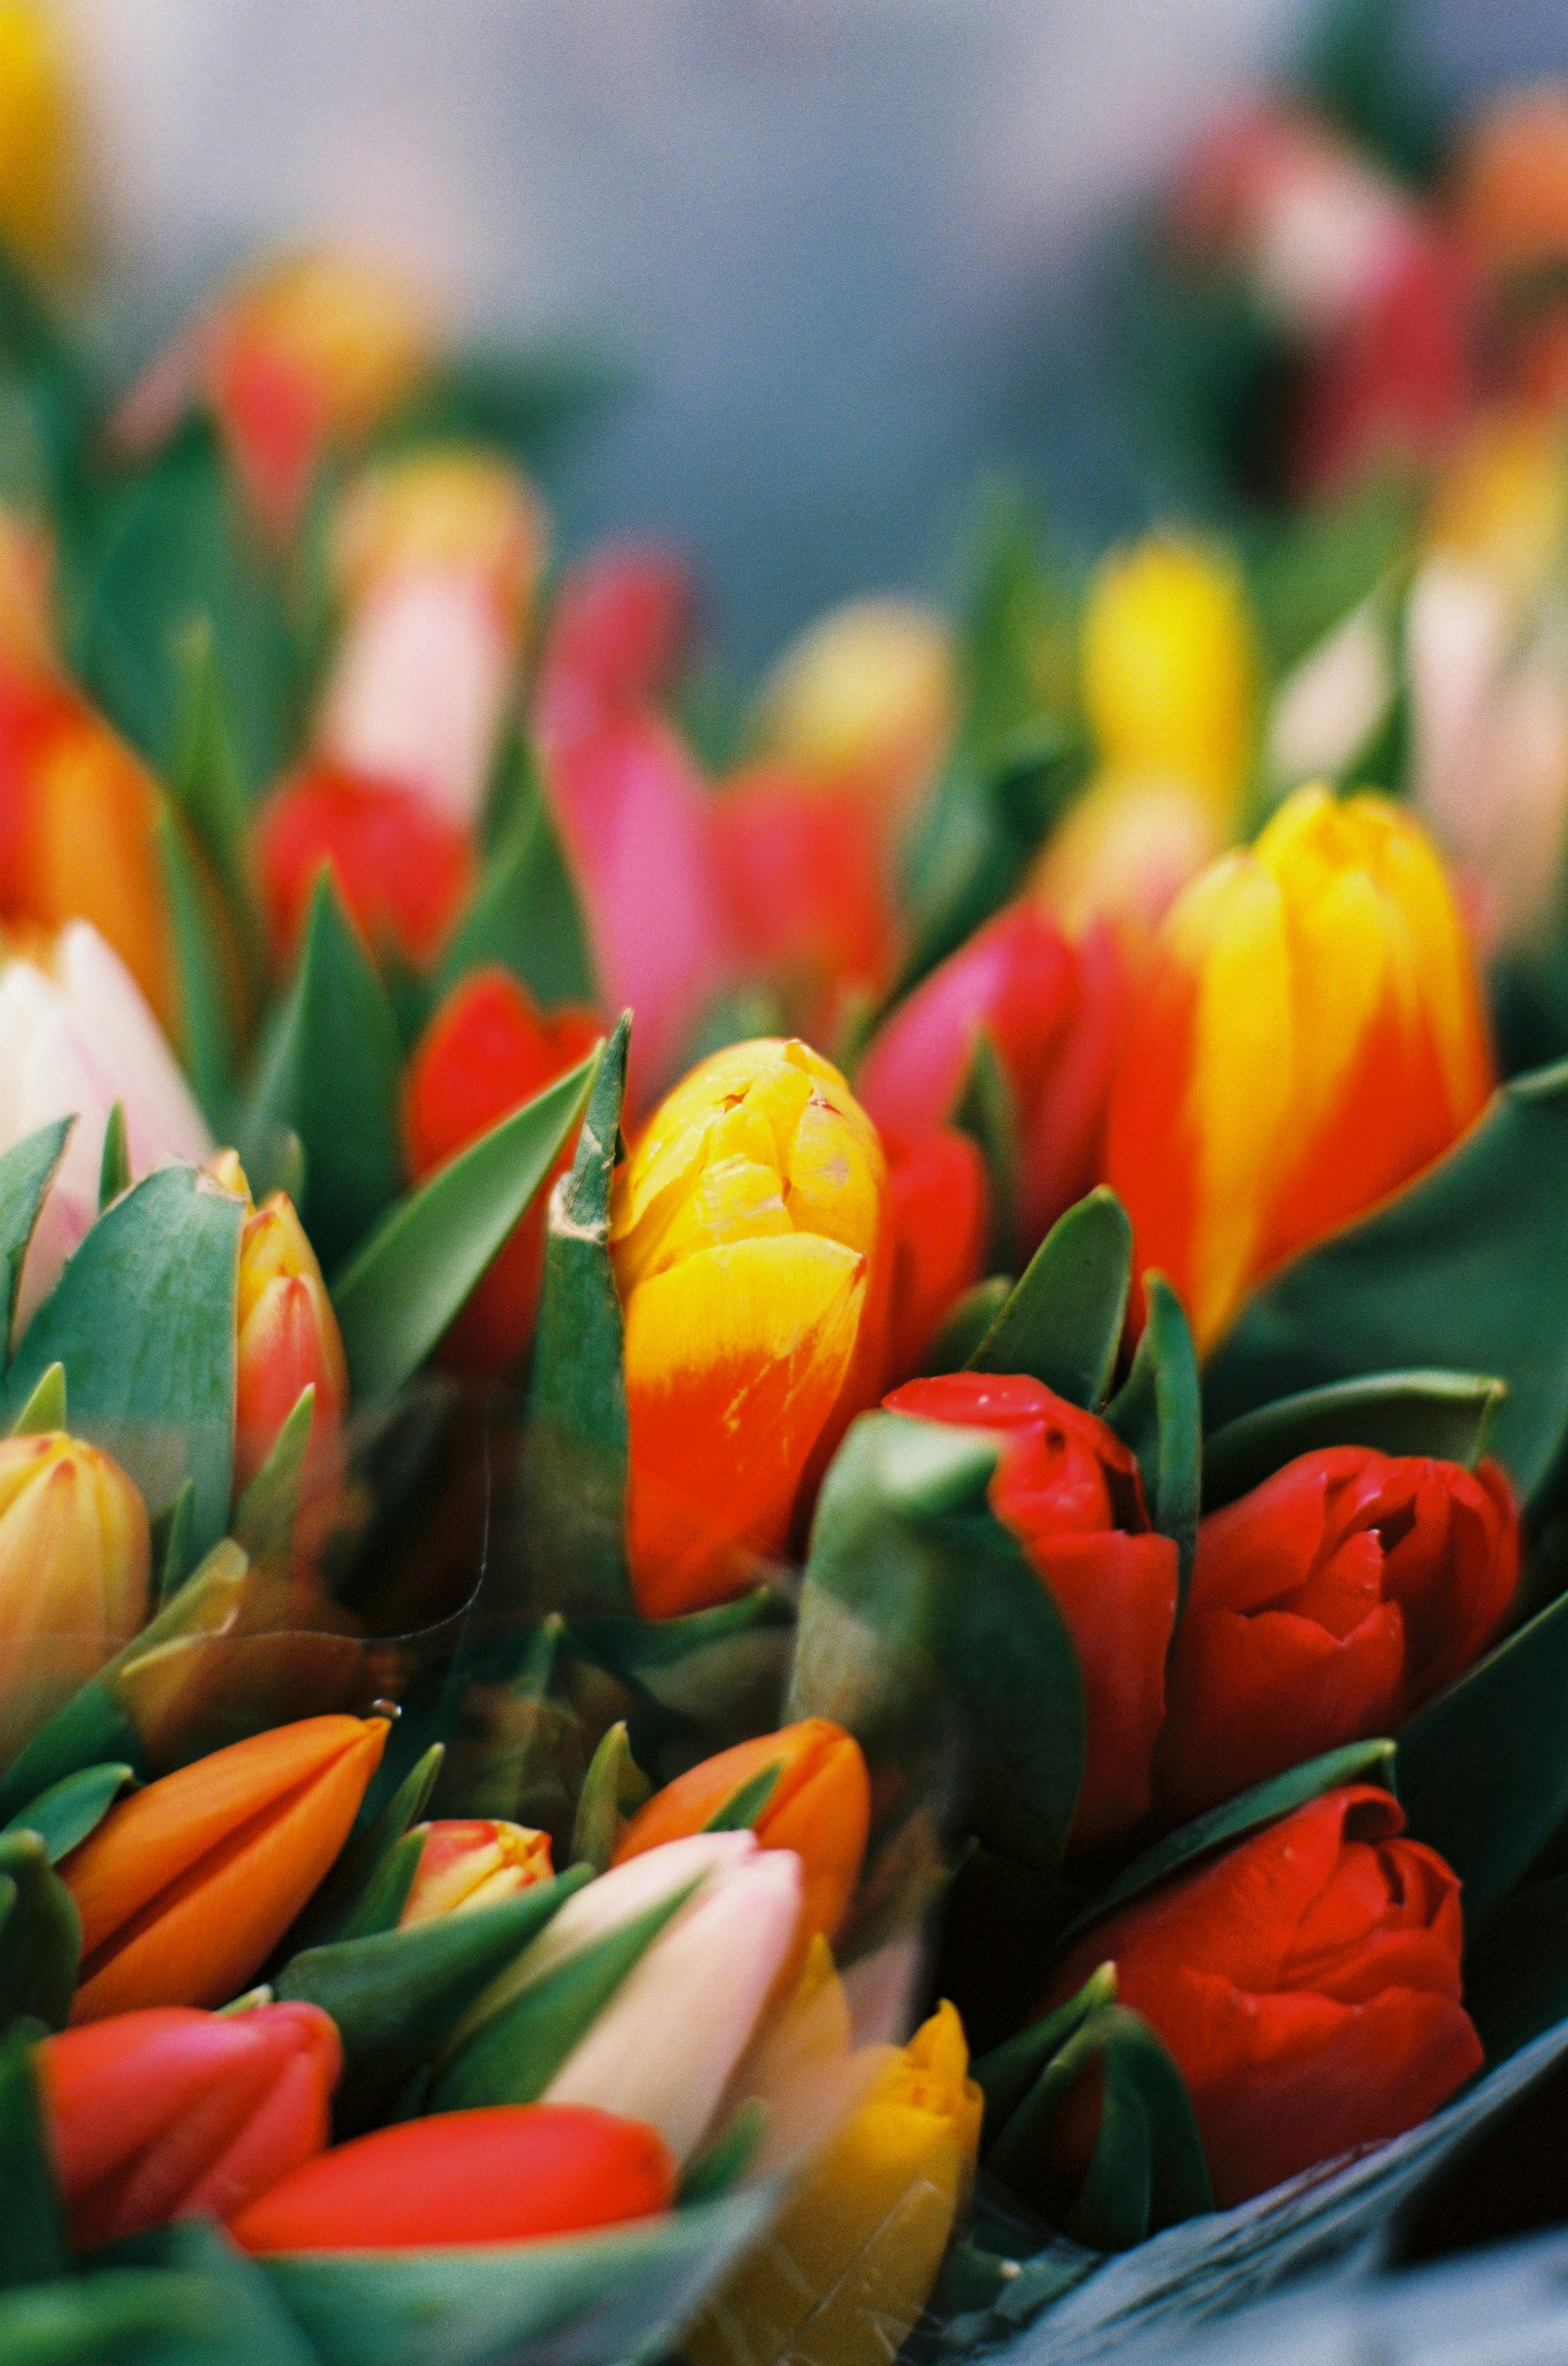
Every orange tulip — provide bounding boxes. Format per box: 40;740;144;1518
398;1819;554;1926
608;1038;891;1617
613;1719;871;1948
1104;785;1492;1350
61;1715;387;2020
233;1184;349;1494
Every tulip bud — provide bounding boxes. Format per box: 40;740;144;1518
0;0;79;280
402;969;601;1374
880;1126;988;1382
609;1038;891;1617
233;1186;349;1493
613;1719;871;1949
754;597;956;831
62;1714;387;2020
398;1819;554;1926
255;760;475;969
0;1430;150;1763
41;2002;341;2248
1081;537;1255;820
1104;784;1493;1350
230;2103;675;2252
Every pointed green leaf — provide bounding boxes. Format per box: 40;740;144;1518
954;1031;1020;1273
233;1384;315;1565
339;1830;426;1941
1104;1274;1201;1599
285;1742;445;1956
703;1761;783;1833
0;1832;81;2032
0;1118;70;1361
156;801;240;1131
0;2028;67;2290
440;740;598;1008
1203;1367;1506;1510
4;1763;134;1863
968;1187;1132;1410
167;617;266;988
10;1363;65;1438
153;1477;198;1604
332;1044;599;1399
569;1588;795;1749
569;1721;650;1874
915;1275;1013;1377
98;1103;130;1212
975;1961;1119;2137
677;2099;770;2206
3;1165;244;1555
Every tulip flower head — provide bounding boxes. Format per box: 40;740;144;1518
0;1429;149;1764
1080;536;1255;822
398;1819;555;1926
1159;1449;1519;1821
42;2002;341;2248
0;0;79;280
233;1184;349;1495
1044;1786;1481;2207
885;1375;1178;1849
610;1038;890;1616
754;595;957;832
62;1714;387;2019
1104;785;1493;1350
255;759;475;969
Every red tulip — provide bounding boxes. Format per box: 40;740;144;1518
857;905;1124;1253
1157;1449;1519;1824
883;1374;1177;1849
1294;230;1476;498
534;543;693;738
229;2104;675;2252
1045;1786;1482;2207
41;2003;340;2248
403;969;600;1372
256;760;473;969
880;1126;988;1382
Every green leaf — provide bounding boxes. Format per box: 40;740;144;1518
1203;1367;1504;1511
677;2098;770;2207
975;1961;1119;2136
968;1188;1132;1411
0;2269;222;2362
106;2217;321;2366
3;1165;244;1556
954;1033;1019;1273
520;1015;632;1615
0;2028;67;2291
0;1120;70;1361
702;1761;783;1833
1061;1739;1399;1945
98;1104;130;1212
166;618;266;989
156;803;240;1132
1104;1275;1201;1599
238;872;404;1273
569;1722;651;1874
10;1364;65;1438
439;740;598;1008
914;1275;1013;1377
284;1743;445;1956
567;1590;795;1753
333;1044;599;1400
232;1385;315;1566
1205;1063;1568;1514
153;1479;198;1604
787;1411;1085;1873
3;1763;134;1863
0;1832;81;2033
338;1829;426;1943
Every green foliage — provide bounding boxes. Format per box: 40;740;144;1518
439;740;597;1009
1203;1368;1503;1510
1104;1275;1202;1601
969;1188;1131;1412
0;1122;70;1366
569;1722;651;1874
0;1833;80;2033
2;1763;134;1864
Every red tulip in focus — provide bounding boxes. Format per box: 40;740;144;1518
256;760;474;969
710;762;893;1042
1045;1786;1482;2207
857;905;1124;1254
1157;1449;1519;1824
883;1375;1178;1849
41;2003;340;2249
403;969;601;1372
229;2103;675;2252
880;1126;989;1382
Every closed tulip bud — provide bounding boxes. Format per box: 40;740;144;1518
0;0;79;280
0;1430;150;1763
1029;772;1225;950
1081;537;1255;820
613;1718;871;1949
402;970;600;1375
688;1999;981;2366
880;1126;988;1382
398;1819;555;1926
609;1038;891;1617
857;904;1124;1256
1043;1786;1481;2207
62;1714;387;2020
885;1375;1178;1850
1158;1449;1519;1823
230;2103;674;2252
255;760;475;969
754;597;956;831
233;1187;349;1494
41;2002;340;2248
1104;785;1493;1351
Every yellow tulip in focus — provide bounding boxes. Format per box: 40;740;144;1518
1082;536;1255;820
1029;770;1226;949
0;1430;150;1763
1105;784;1492;1350
609;1038;889;1619
0;0;79;280
756;597;956;829
688;1993;982;2366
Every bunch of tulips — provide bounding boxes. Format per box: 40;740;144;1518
4;4;1568;2363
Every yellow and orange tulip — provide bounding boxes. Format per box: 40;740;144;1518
1081;535;1256;823
0;1430;149;1763
61;1714;387;2020
609;1038;891;1618
233;1184;349;1494
1104;784;1493;1350
398;1819;554;1926
613;1718;872;1949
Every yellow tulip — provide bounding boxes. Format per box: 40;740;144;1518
755;597;956;829
1082;536;1255;820
0;0;79;280
0;1430;149;1763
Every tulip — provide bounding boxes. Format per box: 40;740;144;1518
1080;537;1255;822
233;1184;349;1494
533;542;693;735
0;0;79;280
1103;785;1493;1352
255;760;475;969
0;505;56;676
398;1819;555;1926
608;1038;891;1617
1454;87;1568;287
1043;1785;1482;2207
1028;773;1225;952
230;2103;674;2252
402;969;601;1373
1157;1449;1519;1823
62;1714;387;2020
856;903;1124;1256
318;450;548;830
880;1125;988;1381
612;1718;871;1948
0;1430;150;1765
40;2002;340;2249
754;596;956;834
688;1998;981;2366
0;922;213;1330
885;1375;1178;1851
